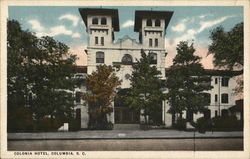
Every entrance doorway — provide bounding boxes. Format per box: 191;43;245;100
115;107;140;124
114;89;140;124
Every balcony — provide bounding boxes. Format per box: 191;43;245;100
144;26;163;31
89;25;109;30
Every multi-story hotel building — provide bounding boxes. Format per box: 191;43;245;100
74;8;241;129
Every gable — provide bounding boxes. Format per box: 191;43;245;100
114;35;140;48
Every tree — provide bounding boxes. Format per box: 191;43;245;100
208;22;243;70
125;50;166;125
84;65;121;129
7;20;77;131
30;36;77;124
7;20;39;132
166;41;212;123
208;22;243;95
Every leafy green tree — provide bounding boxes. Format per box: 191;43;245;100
30;36;77;124
208;22;243;95
7;20;77;131
208;22;243;70
125;50;166;125
7;20;39;131
84;65;121;129
166;41;212;123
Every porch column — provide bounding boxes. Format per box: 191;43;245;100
80;105;89;129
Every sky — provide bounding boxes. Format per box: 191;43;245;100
8;6;243;68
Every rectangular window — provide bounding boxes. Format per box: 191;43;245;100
95;36;98;45
96;52;104;63
75;92;82;103
155;38;158;47
215;78;218;84
101;37;104;45
221;93;229;103
215;94;218;102
149;38;152;47
221;77;229;87
215;110;218;117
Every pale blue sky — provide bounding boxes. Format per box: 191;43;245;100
8;6;243;67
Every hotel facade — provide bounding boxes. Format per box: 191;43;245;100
74;8;241;129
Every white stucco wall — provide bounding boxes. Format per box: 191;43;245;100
203;76;237;119
162;75;238;127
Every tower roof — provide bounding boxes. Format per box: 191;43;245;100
78;8;120;31
134;10;174;32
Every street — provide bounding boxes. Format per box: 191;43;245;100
8;138;243;151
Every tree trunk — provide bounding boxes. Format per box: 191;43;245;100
144;115;148;125
172;113;176;125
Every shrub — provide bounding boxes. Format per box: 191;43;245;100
69;119;81;131
193;116;243;132
173;118;187;130
140;123;150;130
88;119;114;130
195;117;212;133
106;121;114;130
7;107;34;132
212;116;243;131
35;117;62;132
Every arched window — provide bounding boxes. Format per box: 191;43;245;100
96;52;104;63
101;17;107;25
155;19;161;27
149;52;157;64
92;17;98;25
146;19;152;26
122;54;133;64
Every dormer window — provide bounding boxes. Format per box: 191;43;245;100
101;17;107;25
92;17;98;25
146;19;152;26
155;19;161;27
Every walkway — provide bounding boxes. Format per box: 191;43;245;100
8;129;243;140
